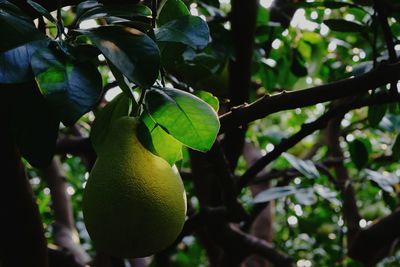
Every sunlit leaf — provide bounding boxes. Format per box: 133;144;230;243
145;87;220;152
193;90;219;112
137;112;183;165
157;0;189;26
31;47;103;125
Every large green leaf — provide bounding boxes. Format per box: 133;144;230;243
91;93;132;154
76;3;151;25
0;39;49;83
157;0;189;26
138;112;183;165
0;1;46;52
31;47;103;126
145;87;219;152
79;26;160;88
193;90;219;112
155;15;210;50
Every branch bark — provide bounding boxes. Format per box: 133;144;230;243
0;120;48;267
223;0;258;169
219;62;400;134
348;209;400;266
325;102;361;245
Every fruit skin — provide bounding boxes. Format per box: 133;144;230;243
83;116;187;258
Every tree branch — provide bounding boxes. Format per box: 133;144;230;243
1;122;48;267
325;102;361;245
223;0;258;169
219;62;400;134
237;92;400;191
348;209;400;266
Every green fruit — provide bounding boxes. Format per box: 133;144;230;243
83;116;187;258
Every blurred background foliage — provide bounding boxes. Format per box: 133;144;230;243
19;0;400;266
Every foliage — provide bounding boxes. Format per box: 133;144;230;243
2;0;400;266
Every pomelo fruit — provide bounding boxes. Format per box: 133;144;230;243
83;116;186;258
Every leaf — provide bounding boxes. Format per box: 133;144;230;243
348;139;369;170
283;153;320;179
137;112;183;165
7;83;59;168
145;87;220;152
193;90;219;112
0;39;49;83
108;61;137;102
155;15;210;50
31;47;103;126
368;104;387;128
27;0;56;23
365;169;399;193
290;49;308;77
314;185;341;206
157;0;189;26
323;19;366;33
76;3;152;25
74;0;99;22
295;188;317;205
0;1;46;52
391;134;400;161
253;186;297;204
79;26;160;88
91;92;132;154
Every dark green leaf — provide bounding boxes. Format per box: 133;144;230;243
0;39;49;83
253;186;297;204
31;47;103;125
91;93;132;154
157;0;189;26
323;19;366;33
108;61;137;102
290;49;308;77
283;153;320;179
0;2;46;52
76;3;151;25
391;133;400;161
368;104;387;127
79;26;160;88
348;139;369;169
27;0;56;22
74;0;99;22
145;87;220;152
193;90;219;111
155;15;210;50
137;112;183;165
7;83;59;168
